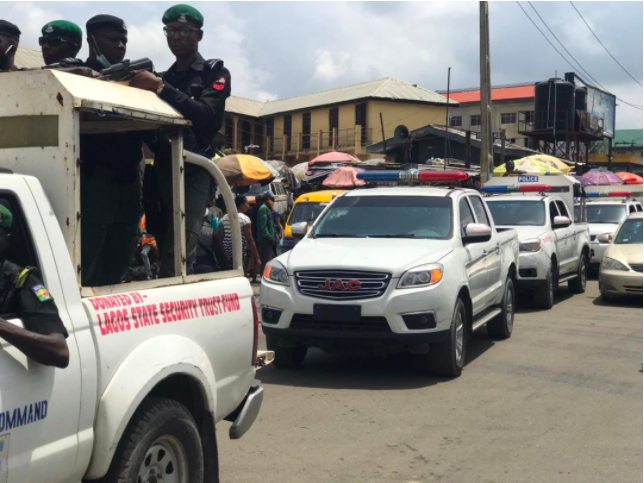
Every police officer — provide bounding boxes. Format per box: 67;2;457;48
129;4;231;277
40;20;83;65
0;204;69;368
0;20;20;71
80;15;143;286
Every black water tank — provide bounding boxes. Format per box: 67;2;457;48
574;86;588;131
534;78;575;132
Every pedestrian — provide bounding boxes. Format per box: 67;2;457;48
129;4;231;278
256;192;277;277
0;20;20;71
39;20;82;65
138;215;158;280
221;195;260;274
79;15;144;286
194;210;222;274
0;203;69;368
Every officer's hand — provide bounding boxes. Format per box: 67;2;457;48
129;70;163;92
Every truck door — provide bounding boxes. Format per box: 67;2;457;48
555;200;577;274
0;187;82;483
459;197;488;315
468;195;502;306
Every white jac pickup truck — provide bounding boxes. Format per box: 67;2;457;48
483;175;590;309
0;70;269;483
260;175;519;378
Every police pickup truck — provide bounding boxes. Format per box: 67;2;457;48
0;71;269;483
483;175;590;309
260;170;519;378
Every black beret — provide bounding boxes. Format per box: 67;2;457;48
86;14;127;36
0;20;21;40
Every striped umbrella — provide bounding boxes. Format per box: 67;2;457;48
214;154;274;187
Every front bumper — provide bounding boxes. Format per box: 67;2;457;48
599;269;643;296
227;380;264;440
260;275;456;352
515;250;551;287
590;242;609;267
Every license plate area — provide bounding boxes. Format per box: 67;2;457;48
314;304;361;322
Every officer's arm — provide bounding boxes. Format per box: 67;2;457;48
0;320;69;368
159;68;231;128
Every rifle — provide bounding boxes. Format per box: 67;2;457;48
99;58;155;82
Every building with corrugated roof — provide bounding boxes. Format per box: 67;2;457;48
13;46;45;69
437;82;536;150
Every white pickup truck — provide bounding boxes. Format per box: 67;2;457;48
0;70;268;483
483;176;590;309
260;176;519;378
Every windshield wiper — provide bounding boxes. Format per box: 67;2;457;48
369;234;417;238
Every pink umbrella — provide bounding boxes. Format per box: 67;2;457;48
309;151;360;168
580;171;624;186
322;166;366;188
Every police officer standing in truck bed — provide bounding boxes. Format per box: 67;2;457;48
129;4;231;277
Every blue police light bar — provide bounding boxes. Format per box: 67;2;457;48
357;171;406;182
480;185;512;193
357;170;469;183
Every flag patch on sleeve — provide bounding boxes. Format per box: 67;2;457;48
213;76;226;91
31;285;52;302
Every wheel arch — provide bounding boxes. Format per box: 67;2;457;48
457;285;473;329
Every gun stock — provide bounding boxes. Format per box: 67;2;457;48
99;58;155;81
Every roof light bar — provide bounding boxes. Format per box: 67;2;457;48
586;191;642;198
480;184;551;193
357;170;469;183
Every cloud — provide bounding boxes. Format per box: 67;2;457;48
312;49;350;82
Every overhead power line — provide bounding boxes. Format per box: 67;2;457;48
515;2;642;111
570;1;643;88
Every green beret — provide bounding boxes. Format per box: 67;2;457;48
162;4;204;28
42;20;82;40
0;203;13;232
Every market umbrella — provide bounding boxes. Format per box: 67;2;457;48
518;154;572;174
360;158;387;166
493;159;563;177
292;161;310;181
580;171;624;186
322;166;366;188
309;151;360;168
266;160;301;189
616;172;643;185
259;159;280;178
570;174;595;187
214;154;274;187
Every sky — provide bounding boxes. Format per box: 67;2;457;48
5;1;643;128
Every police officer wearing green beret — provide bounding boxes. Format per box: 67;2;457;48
0;203;69;368
40;20;82;65
130;4;231;277
0;20;20;71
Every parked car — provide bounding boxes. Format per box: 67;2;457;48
599;212;643;301
260;175;519;378
484;175;590;309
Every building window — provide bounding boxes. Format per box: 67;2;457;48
284;115;292;151
524;111;534;123
254;122;264;152
266;118;274;138
241;120;252;151
501;113;517;125
329;107;339;146
523;138;535;149
355;103;367;144
449;116;462;127
508;138;516;144
302;112;311;150
224;118;234;148
470;115;481;127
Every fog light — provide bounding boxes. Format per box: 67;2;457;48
262;308;282;325
402;312;436;330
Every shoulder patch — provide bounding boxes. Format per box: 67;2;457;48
213;75;226;91
31;284;52;303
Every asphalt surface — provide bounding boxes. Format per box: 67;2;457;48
218;280;642;483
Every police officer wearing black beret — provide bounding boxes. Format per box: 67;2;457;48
130;4;231;277
0;20;20;71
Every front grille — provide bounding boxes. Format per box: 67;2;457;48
291;314;391;333
629;263;643;273
295;270;391;300
624;285;643;293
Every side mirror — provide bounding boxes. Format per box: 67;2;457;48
598;233;612;244
463;223;492;244
553;216;572;229
291;222;308;240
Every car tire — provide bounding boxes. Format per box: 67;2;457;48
427;298;467;378
103;397;204;483
568;254;588;294
535;265;555;309
266;335;308;368
487;277;514;339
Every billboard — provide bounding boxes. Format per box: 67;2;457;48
566;72;616;139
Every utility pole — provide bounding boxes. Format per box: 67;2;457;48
444;67;451;170
479;1;493;184
379;113;387;154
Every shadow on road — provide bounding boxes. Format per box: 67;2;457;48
515;288;574;314
592;294;643;308
259;331;496;391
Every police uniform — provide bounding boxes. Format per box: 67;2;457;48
79;15;142;287
40;20;83;66
0;20;21;71
151;4;231;277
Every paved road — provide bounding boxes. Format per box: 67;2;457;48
218;280;642;483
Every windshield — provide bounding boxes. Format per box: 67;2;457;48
615;218;643;244
246;184;270;196
587;205;627;224
289;202;327;225
313;195;452;239
486;200;546;226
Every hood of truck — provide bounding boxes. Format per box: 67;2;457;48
500;225;546;241
280;237;454;277
588;223;620;237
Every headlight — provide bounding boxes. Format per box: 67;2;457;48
601;257;628;272
519;240;541;252
398;264;443;289
263;261;290;286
